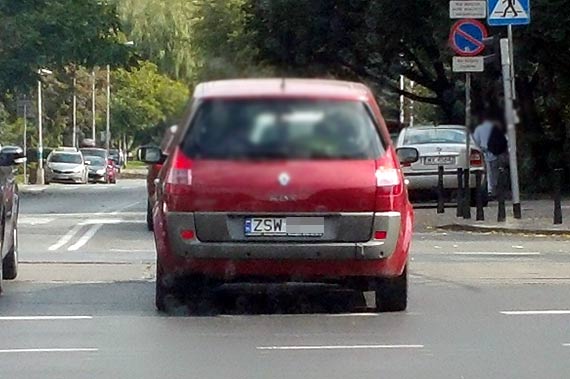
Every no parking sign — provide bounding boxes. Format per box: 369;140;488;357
449;19;488;57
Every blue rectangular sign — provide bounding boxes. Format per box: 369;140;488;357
488;0;530;26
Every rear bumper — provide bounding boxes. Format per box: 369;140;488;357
166;212;401;261
46;172;84;182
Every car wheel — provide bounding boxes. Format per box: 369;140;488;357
374;266;408;312
2;226;18;280
146;201;154;231
155;263;177;312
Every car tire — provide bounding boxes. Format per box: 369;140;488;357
146;201;154;231
2;227;18;280
155;266;169;312
374;266;408;312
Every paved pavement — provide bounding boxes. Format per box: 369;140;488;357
1;180;570;378
415;199;570;235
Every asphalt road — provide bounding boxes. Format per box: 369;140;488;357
1;180;570;378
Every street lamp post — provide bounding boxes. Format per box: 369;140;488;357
36;68;52;185
106;64;111;151
92;70;96;142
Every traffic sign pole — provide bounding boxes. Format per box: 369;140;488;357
463;72;472;219
500;39;522;219
507;25;516;100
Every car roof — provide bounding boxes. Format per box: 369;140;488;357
194;79;371;100
52;151;81;155
403;124;466;130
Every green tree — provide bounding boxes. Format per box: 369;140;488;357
0;0;131;94
111;61;189;146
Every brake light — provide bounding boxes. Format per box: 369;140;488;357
165;148;193;195
180;230;195;240
470;150;483;167
375;167;403;196
374;230;387;240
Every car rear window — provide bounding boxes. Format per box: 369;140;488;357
181;99;385;160
50;153;82;164
403;128;467;145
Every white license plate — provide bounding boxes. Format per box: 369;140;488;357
245;217;324;237
424;156;455;165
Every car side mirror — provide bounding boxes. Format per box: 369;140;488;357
85;160;92;166
0;146;26;167
396;147;419;165
138;146;163;164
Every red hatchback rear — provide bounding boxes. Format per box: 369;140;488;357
143;79;416;312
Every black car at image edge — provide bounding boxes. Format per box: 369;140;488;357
0;146;25;294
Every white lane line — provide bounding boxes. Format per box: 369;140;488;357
110;249;155;253
452;252;541;256
48;224;85;251
67;224;104;251
0;316;92;321
257;344;424;351
501;310;570;315
563;343;570;347
19;218;54;225
0;348;98;354
111;201;142;215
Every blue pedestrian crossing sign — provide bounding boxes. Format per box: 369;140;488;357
488;0;530;26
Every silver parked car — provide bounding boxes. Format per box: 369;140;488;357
396;125;485;200
45;150;88;184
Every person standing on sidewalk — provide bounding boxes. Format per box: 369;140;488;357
473;112;508;196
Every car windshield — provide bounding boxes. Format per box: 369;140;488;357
85;156;106;166
403;128;467;145
80;149;107;158
49;153;82;164
182;99;384;160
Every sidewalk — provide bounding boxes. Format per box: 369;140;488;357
415;199;570;235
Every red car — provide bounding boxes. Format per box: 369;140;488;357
143;125;178;231
140;79;418;312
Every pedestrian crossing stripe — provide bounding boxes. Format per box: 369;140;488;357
490;0;528;19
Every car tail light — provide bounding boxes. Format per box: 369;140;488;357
180;230;195;240
374;230;387;240
165;148;193;195
375;167;403;196
470;150;483;167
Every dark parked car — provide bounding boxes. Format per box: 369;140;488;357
0;146;25;294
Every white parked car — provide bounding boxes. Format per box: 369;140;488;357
396;125;486;201
45;150;88;184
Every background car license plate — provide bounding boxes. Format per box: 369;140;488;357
245;217;324;236
424;156;455;165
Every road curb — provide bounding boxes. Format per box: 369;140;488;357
438;223;570;236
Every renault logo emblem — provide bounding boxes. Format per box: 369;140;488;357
278;172;290;186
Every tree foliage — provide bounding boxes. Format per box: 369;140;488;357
111;61;189;145
0;0;131;93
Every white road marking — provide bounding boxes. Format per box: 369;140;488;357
563;343;570;347
111;201;142;215
501;310;570;315
0;348;98;354
0;316;92;321
67;224;103;251
19;218;54;225
257;344;424;351
452;252;541;256
110;249;155;253
48;224;85;251
80;219;145;225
